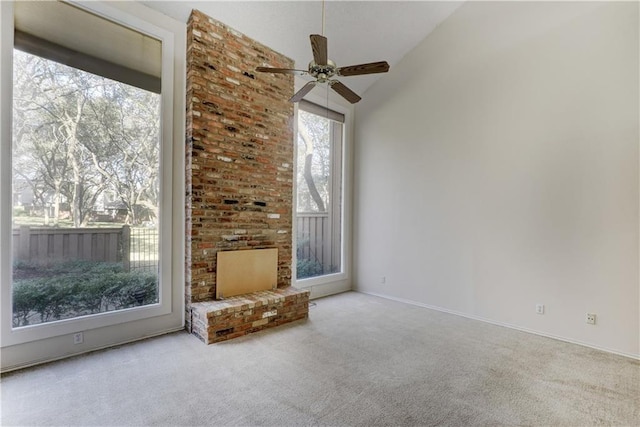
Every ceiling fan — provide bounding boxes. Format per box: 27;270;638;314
255;1;390;106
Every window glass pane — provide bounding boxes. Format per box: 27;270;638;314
296;109;342;279
11;49;160;327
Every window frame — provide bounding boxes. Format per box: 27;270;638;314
0;0;182;348
293;92;353;292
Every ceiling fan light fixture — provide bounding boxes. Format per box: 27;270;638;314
309;59;336;83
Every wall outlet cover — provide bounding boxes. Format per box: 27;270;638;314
73;332;84;344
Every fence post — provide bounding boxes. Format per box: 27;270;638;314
18;226;30;262
122;225;131;272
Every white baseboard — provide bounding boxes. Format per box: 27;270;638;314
358;290;640;361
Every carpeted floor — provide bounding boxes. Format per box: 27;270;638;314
1;292;638;426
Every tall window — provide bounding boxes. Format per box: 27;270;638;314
296;101;343;280
9;2;162;329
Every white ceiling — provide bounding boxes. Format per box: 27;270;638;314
141;1;462;97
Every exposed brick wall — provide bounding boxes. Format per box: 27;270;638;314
185;9;295;327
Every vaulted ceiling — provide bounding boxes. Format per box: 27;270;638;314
142;1;462;97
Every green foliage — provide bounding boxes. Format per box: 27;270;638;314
12;261;157;327
13;206;28;217
296;258;324;279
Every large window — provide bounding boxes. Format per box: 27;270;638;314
296;101;344;280
1;0;181;355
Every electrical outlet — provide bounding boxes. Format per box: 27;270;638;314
586;313;596;325
536;304;544;315
380;276;386;284
73;332;84;344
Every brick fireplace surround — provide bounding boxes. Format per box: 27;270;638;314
185;10;309;343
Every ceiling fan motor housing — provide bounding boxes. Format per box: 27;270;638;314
309;60;336;83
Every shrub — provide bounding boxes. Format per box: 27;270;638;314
12;261;158;327
296;258;324;279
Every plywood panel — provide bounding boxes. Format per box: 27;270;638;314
216;248;278;299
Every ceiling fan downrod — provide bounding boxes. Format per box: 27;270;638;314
321;0;325;37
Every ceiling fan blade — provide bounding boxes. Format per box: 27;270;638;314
255;67;306;75
310;34;328;65
290;81;317;103
330;81;361;104
337;61;390;77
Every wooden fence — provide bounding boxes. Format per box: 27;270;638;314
12;226;130;268
296;212;340;273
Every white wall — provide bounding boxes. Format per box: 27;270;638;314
354;2;639;358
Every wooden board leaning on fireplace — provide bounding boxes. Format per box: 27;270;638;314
216;248;278;299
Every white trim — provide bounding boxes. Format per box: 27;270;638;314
0;0;14;350
292;101;299;282
297;271;346;288
307;281;351;300
358;290;640;361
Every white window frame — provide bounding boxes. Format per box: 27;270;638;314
0;1;184;350
293;90;353;296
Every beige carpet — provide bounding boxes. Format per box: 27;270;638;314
1;292;638;426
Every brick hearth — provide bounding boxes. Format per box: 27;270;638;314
191;287;310;344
